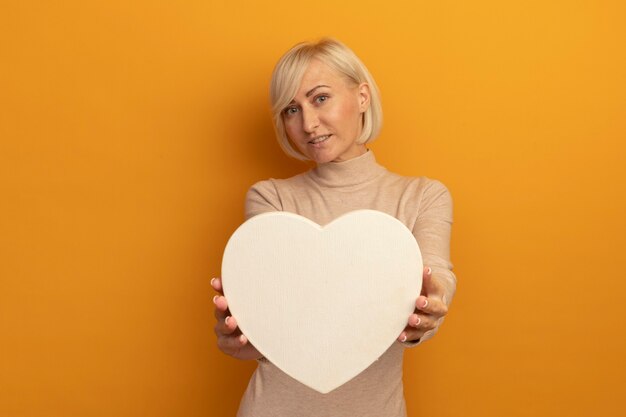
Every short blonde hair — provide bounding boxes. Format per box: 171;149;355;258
270;38;383;160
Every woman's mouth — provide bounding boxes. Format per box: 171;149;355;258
309;134;331;145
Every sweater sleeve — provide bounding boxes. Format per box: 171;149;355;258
244;179;283;220
406;179;456;346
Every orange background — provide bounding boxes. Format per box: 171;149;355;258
1;1;625;416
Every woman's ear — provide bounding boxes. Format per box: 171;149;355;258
358;82;371;113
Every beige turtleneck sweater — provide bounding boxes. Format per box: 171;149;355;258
236;150;455;417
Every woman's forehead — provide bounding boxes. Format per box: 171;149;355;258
296;60;346;94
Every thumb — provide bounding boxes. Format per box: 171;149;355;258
420;266;442;298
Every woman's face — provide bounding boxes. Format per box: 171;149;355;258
282;59;370;164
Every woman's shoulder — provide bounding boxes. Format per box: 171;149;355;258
381;170;453;217
412;176;451;197
385;170;451;196
247;171;309;195
244;172;310;219
245;179;280;220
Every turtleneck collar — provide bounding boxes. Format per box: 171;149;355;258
306;150;386;188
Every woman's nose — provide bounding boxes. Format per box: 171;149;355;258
302;108;320;133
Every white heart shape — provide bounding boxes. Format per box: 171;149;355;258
221;210;422;393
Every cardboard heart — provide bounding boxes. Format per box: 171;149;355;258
221;210;422;393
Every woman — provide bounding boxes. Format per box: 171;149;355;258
212;38;456;416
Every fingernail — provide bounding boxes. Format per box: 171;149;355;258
210;278;216;286
415;317;421;327
442;294;448;305
422;299;429;308
400;334;407;342
213;295;219;304
426;267;432;275
239;334;247;344
225;316;230;325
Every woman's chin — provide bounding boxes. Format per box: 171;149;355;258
305;147;336;164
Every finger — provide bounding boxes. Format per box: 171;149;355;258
415;296;448;317
408;313;438;332
213;295;229;312
213;296;230;320
210;277;224;295
216;315;239;335
214;305;225;320
421;267;445;298
398;327;424;343
217;333;248;353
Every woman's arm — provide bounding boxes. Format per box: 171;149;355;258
400;179;456;345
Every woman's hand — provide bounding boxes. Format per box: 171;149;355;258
398;266;449;343
211;277;263;360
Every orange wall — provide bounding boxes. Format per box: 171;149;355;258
1;1;625;416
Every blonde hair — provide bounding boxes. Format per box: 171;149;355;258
270;38;383;160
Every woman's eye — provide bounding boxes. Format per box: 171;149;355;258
315;95;329;104
284;107;299;116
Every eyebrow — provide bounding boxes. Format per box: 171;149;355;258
287;85;331;105
305;85;330;97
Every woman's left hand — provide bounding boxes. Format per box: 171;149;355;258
398;266;449;343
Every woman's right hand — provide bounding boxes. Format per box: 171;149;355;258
211;277;263;360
